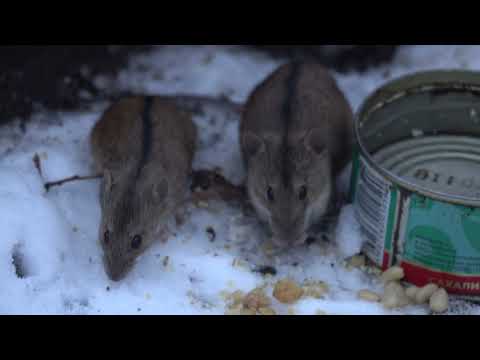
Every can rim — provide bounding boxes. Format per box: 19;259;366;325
355;70;480;208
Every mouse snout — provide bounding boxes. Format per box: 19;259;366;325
104;256;132;282
270;217;307;248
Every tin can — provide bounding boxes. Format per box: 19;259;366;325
350;70;480;299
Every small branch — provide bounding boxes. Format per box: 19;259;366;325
45;174;102;192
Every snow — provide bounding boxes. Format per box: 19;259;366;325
2;45;480;315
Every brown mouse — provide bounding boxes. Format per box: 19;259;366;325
90;96;197;281
240;62;354;248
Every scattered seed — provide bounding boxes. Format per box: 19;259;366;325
415;284;439;305
347;255;366;269
229;291;245;306
405;286;419;300
303;281;329;299
430;288;449;313
243;288;271;310
381;266;405;283
382;282;410;309
258;307;276;316
358;289;381;303
240;308;257;316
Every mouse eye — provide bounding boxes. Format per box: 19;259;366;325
104;231;110;245
267;186;275;203
131;235;143;250
299;186;308;201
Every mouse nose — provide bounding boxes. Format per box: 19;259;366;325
272;221;306;248
104;257;129;282
272;233;306;248
108;270;125;282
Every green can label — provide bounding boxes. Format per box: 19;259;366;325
352;155;480;296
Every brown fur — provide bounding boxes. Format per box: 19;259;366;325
240;62;354;248
91;96;196;281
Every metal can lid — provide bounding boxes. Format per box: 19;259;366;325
356;70;480;208
373;135;480;200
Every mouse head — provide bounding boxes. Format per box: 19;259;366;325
242;129;332;248
98;168;170;281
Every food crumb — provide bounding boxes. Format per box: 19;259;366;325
358;289;381;303
302;281;329;299
243;288;271;310
273;279;304;304
258;307;276;316
346;254;366;269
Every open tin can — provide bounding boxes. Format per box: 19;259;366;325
350;70;480;299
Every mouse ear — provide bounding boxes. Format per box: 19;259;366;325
305;129;327;156
242;132;265;158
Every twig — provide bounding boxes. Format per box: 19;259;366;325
45;174;102;192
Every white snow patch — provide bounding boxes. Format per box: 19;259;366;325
334;205;363;259
1;45;480;315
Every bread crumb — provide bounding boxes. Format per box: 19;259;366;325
430;288;449;313
358;289;381;303
243;288;271;310
302;281;329;299
273;279;304;304
258;307;276;315
346;255;366;269
381;266;405;283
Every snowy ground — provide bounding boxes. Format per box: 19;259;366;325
2;45;480;315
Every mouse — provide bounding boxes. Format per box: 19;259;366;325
90;95;197;281
240;62;354;248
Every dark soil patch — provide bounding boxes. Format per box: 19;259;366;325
0;45;398;128
0;45;152;126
